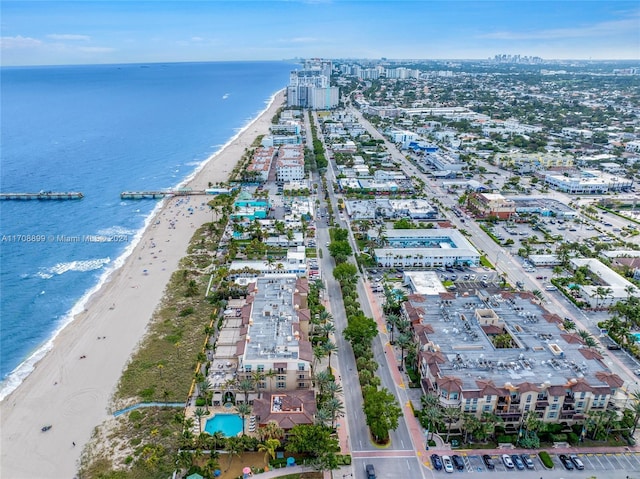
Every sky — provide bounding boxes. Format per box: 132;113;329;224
1;1;639;66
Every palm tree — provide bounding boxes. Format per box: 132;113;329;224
194;407;208;433
256;420;284;441
236;402;252;436
326;397;345;429
398;332;414;370
386;313;400;344
209;430;226;450
314;369;332;396
562;318;576;332
630;391;640;434
203;456;221;478
313;345;327;370
237;378;255;405
176;450;193;472
258;438;280;466
252;371;266;399
441;406;461;443
324;381;343;399
323;341;338;371
198;379;213;411
314;408;332;427
225;436;244;471
264;369;276;393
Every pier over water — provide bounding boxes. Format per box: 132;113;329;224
120;188;207;199
0;191;84;200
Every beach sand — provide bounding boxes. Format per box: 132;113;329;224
0;90;285;479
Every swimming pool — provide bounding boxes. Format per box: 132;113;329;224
204;413;243;437
633;333;640;343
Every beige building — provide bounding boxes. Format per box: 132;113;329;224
403;291;628;431
468;192;516;219
208;276;313;405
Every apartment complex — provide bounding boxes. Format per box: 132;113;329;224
544;170;633;194
247;147;276;182
403;291;628;428
275;144;305;182
208;276;314;405
372;228;481;268
286;61;339;110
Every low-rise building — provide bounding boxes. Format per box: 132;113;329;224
403;291;628;429
372;229;480;268
208;277;314;405
276;145;305;182
467;192;516;219
544;169;633;194
345;199;437;220
247;147;277;182
569;258;639;308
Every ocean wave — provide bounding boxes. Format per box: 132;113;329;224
96;225;136;237
37;258;111;279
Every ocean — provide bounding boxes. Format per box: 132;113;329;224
0;61;295;400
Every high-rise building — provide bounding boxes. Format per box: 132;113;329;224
287;59;339;110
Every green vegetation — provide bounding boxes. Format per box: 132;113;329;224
538;451;554;469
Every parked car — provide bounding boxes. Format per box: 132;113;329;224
430;454;443;470
451;455;465;471
365;464;376;479
442;455;454;473
482;454;495;470
569;454;584;470
511;454;525;470
501;454;514;469
559;454;574;470
520;453;534;469
607;344;621;350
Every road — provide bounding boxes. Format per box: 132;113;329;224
309;108;640;479
307;111;429;478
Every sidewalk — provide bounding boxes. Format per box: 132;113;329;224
363;280;431;469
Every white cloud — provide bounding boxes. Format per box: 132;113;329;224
0;35;42;49
480;14;640;41
77;46;115;53
191;36;204;42
47;34;90;41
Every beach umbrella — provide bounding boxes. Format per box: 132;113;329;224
213;470;221;477
186;474;204;479
242;467;251;474
286;457;295;466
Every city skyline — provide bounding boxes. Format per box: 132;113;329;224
1;1;639;66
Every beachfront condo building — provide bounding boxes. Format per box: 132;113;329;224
276;145;305;182
207;276;313;406
287;66;339;110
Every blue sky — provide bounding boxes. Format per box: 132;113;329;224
1;1;638;66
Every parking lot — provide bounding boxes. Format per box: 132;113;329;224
429;452;640;472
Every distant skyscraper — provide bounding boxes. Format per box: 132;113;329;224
287;59;339;110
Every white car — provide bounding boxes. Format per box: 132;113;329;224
442;455;454;473
501;454;514;469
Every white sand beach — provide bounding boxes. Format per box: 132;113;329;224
0;90;285;479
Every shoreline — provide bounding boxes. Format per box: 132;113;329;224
0;90;281;403
0;89;285;479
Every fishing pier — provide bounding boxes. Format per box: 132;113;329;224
0;191;84;200
120;188;206;200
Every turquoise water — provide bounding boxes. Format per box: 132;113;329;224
633;333;640;343
204;413;243;437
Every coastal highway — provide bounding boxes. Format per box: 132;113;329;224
310;111;428;479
